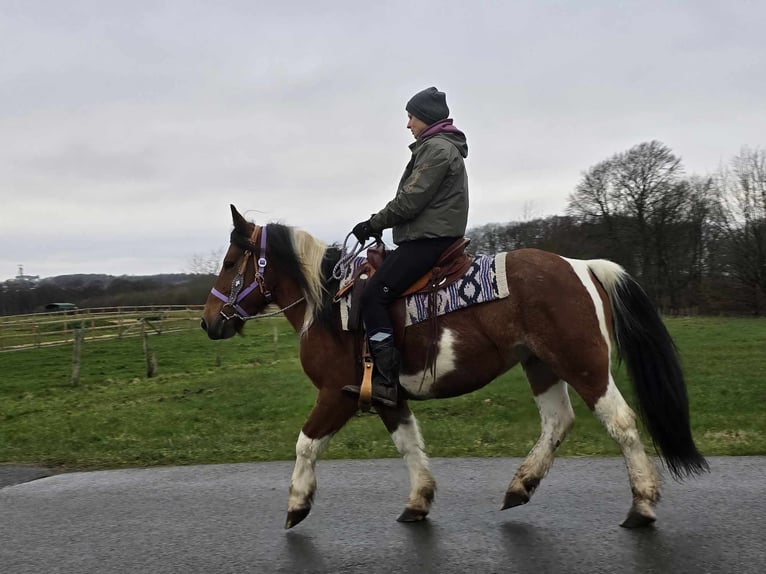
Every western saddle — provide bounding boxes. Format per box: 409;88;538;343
336;237;473;342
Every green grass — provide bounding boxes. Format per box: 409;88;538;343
0;316;764;469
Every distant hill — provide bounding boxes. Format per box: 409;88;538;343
1;273;217;316
36;273;200;288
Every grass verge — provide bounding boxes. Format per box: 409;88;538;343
1;316;764;469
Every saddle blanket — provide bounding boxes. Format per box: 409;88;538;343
339;252;509;329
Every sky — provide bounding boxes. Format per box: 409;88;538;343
1;0;764;280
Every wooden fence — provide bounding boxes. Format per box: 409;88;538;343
0;305;205;352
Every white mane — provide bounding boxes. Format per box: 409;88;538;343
290;228;329;333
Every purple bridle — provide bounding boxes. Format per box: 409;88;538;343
210;225;273;321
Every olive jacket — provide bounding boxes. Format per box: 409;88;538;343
369;119;469;244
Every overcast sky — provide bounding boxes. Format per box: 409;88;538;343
1;0;763;280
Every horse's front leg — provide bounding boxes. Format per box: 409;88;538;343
377;402;436;522
285;390;358;529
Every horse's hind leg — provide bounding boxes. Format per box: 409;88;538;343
503;357;574;509
591;374;660;528
377;402;436;523
285;390;358;529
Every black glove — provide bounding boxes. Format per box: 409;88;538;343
352;219;373;243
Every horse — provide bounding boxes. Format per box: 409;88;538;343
201;205;708;530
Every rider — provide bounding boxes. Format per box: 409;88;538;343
343;86;469;407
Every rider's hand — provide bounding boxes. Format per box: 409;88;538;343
352;220;373;243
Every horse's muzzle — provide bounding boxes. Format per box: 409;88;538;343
200;314;240;340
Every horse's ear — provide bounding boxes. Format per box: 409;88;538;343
230;204;249;234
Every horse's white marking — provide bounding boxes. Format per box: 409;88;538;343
399;328;458;397
594;376;660;503
287;431;330;510
562;257;613;358
511;381;574;490
391;413;435;510
530;381;574;466
583;258;626;294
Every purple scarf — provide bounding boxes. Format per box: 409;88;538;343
418;118;464;140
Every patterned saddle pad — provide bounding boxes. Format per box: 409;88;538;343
339;252;510;328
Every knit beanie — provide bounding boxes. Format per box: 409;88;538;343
405;87;449;126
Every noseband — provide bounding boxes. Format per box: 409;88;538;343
210;226;273;321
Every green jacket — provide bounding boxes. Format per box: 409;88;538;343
370;123;469;244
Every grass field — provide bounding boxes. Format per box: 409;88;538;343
0;316;764;470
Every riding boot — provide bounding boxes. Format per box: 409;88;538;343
369;345;400;407
342;343;400;408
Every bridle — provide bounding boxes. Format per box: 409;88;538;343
209;225;304;322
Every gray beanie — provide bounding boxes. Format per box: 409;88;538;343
406;87;449;126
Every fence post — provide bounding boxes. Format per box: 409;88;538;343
71;326;84;386
141;319;157;378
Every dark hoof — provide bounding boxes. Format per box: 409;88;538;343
397;507;429;523
285;507;311;529
620;509;656;529
501;491;529;510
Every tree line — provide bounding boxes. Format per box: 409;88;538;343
467;141;766;315
2;141;764;316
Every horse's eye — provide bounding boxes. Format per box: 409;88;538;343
223;260;236;270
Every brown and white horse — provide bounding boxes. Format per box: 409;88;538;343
201;206;708;529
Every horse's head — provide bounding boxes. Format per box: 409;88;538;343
201;205;274;339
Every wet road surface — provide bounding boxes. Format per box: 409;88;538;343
1;457;764;573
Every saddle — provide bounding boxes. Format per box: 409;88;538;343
336;237;473;344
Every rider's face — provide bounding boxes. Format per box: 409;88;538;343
407;113;428;139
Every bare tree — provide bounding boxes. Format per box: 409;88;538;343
567;157;616;223
717;147;766;314
187;249;224;275
567;141;687;300
653;176;723;311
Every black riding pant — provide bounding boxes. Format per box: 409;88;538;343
361;236;460;343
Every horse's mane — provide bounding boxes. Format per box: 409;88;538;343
260;223;341;334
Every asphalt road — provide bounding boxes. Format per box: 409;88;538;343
1;457;764;573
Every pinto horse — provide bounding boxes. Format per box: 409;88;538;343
201;205;708;529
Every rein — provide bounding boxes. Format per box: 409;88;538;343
332;233;379;281
210;225;305;322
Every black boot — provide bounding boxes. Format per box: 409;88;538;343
369;346;400;407
343;345;400;408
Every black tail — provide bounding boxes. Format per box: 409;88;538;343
608;273;709;479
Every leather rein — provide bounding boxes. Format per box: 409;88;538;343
209;225;304;322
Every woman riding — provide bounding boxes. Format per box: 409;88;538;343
343;86;469;407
